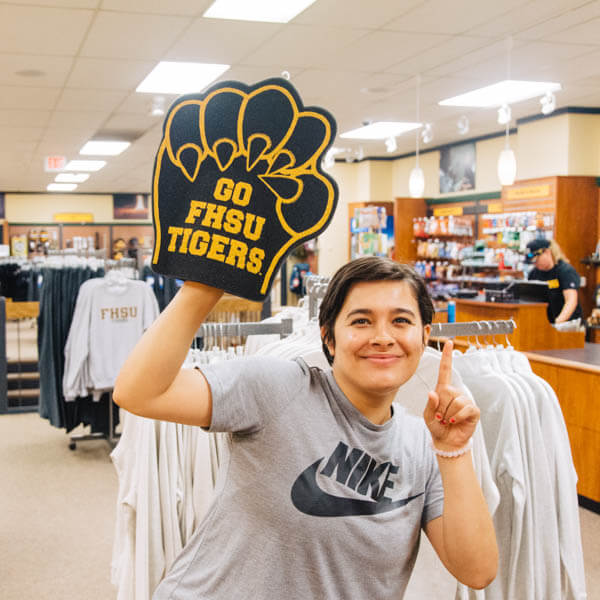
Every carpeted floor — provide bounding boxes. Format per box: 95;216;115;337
1;412;599;599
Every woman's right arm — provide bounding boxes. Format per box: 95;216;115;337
113;281;224;427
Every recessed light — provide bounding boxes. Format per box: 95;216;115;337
55;173;90;183
80;140;130;156
340;121;421;140
64;160;106;172
136;61;230;95
203;0;317;23
47;183;77;192
439;80;562;108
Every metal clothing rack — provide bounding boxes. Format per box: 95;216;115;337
305;275;330;319
69;390;119;451
430;319;516;339
195;318;294;340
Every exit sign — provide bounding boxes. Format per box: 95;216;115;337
44;155;66;172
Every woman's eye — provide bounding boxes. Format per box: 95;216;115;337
394;317;411;325
350;318;369;325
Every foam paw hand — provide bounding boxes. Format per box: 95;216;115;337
151;77;338;301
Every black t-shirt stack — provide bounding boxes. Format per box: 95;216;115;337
528;260;583;323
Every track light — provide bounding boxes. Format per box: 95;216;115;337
540;91;556;115
497;104;511;125
421;123;433;144
457;115;469;135
385;136;397;153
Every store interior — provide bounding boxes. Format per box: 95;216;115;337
1;0;600;598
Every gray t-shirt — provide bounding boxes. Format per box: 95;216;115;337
153;357;444;600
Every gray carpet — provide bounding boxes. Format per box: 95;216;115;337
1;412;599;599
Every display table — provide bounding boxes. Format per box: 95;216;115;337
524;344;600;506
454;298;585;351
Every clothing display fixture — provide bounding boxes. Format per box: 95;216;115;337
62;266;159;449
111;319;292;600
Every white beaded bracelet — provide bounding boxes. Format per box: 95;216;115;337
430;437;473;458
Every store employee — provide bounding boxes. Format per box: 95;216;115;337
526;239;583;324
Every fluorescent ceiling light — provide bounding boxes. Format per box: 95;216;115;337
203;0;317;23
47;183;77;192
136;61;230;95
439;80;562;108
80;140;130;156
340;121;421;140
64;160;106;172
55;173;90;183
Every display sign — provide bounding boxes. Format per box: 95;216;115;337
505;184;551;200
53;212;94;223
44;156;66;172
433;206;463;217
486;202;503;213
151;77;338;301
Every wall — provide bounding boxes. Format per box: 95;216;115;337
517;114;570;179
5;193;151;224
568;113;600;176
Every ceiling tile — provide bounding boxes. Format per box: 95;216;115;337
6;0;100;6
0;109;51;128
46;110;107;132
67;57;156;90
386;36;490;76
0;5;94;55
0;126;45;144
319;30;449;72
100;0;212;16
166;18;281;64
472;0;587;38
102;112;158;132
0;54;74;87
56;88;127;112
384;0;524;35
116;90;176;114
215;65;305;85
0;86;62;110
242;24;368;69
517;1;600;40
80;11;190;60
294;0;422;28
544;17;600;45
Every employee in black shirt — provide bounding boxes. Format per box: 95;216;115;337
526;239;583;324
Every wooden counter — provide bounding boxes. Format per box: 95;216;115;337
455;298;585;351
524;344;600;504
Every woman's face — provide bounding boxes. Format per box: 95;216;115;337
533;248;554;271
324;280;430;407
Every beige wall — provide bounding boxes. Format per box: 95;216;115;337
516;114;570;179
568;113;600;175
5;193;151;224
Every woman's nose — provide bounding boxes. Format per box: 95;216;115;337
370;326;394;346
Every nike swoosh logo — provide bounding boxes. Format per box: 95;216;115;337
291;459;424;517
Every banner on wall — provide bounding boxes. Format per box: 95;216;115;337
113;193;150;220
439;142;476;193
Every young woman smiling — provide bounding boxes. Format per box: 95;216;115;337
114;256;498;599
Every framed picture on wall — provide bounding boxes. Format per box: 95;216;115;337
113;193;150;220
439;142;476;193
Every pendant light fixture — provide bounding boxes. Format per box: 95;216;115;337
409;74;424;198
497;37;516;186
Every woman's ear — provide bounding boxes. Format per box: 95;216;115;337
320;326;334;357
422;323;432;349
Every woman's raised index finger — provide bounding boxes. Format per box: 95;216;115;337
436;339;454;387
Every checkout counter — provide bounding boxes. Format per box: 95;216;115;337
442;295;599;507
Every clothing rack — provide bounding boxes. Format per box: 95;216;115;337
305;275;330;319
195;318;294;340
431;319;516;339
69;390;119;450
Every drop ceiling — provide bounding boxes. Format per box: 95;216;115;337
1;0;600;193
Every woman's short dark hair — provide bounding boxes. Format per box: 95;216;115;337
319;257;434;365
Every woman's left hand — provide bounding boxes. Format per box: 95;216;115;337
423;340;480;452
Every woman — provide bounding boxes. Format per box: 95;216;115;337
114;257;498;599
526;239;583;324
